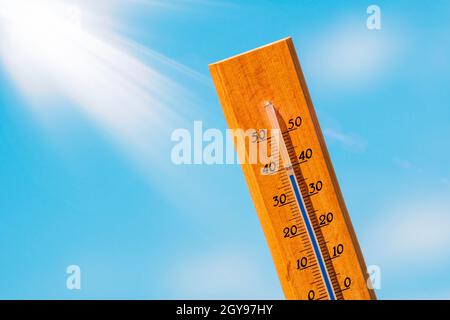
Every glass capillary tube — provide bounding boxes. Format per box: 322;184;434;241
265;101;336;300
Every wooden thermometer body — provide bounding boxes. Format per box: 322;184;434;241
209;38;375;300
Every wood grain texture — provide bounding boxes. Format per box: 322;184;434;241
209;37;375;300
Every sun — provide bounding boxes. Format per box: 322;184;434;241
0;0;192;176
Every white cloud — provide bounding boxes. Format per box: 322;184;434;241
392;157;414;170
365;199;450;268
324;127;368;153
304;20;399;88
168;248;283;299
366;202;450;299
392;157;425;174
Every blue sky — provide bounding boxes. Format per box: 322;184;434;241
1;0;450;299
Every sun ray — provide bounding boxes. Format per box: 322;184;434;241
0;0;200;177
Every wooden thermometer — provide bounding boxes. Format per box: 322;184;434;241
209;37;376;300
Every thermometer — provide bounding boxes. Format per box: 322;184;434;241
209;37;376;300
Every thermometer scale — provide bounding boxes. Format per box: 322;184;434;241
209;37;376;300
